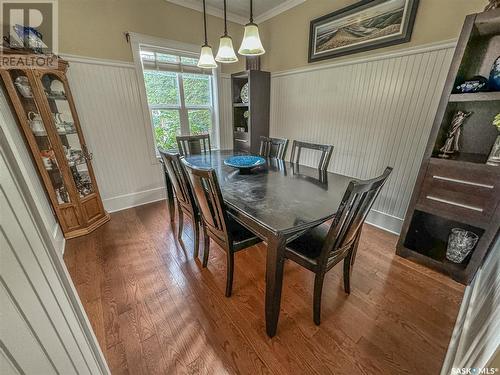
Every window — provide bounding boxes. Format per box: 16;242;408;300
139;48;217;151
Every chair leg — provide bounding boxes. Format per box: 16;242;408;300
177;208;185;251
313;272;325;326
343;251;354;294
225;251;234;298
193;219;200;259
202;226;210;268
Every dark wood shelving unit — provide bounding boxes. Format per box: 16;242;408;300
397;9;500;285
231;70;270;154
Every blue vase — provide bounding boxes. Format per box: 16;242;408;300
489;56;500;91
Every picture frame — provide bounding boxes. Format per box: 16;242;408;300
308;0;420;63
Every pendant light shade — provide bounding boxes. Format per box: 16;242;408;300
216;35;238;63
239;0;265;56
198;45;217;68
197;0;217;69
216;0;238;63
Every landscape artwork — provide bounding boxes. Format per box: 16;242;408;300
309;0;419;62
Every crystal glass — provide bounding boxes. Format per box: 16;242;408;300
446;228;479;263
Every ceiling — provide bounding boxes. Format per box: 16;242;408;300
165;0;305;24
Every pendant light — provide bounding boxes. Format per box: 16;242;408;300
215;0;238;63
197;0;217;68
238;0;265;56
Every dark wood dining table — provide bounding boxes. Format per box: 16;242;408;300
167;150;355;337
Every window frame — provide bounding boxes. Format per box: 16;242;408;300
130;32;221;164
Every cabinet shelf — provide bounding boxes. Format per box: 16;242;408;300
449;91;500;102
233;103;249;107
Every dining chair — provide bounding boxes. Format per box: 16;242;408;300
259;136;289;159
284;167;392;325
182;160;262;297
176;134;211;156
289;140;334;171
159;149;201;257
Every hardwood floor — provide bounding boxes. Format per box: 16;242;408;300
64;201;464;375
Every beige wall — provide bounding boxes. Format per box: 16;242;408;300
259;0;487;72
59;0;245;72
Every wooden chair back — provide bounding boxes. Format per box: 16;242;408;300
177;134;211;156
259;136;289;159
182;161;231;249
320;167;392;264
159;149;196;214
289;140;333;171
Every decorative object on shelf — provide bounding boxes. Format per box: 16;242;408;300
243;110;250;122
224;155;265;173
28;111;46;135
484;0;499;11
197;0;217;68
309;0;419;62
446;228;479;263
487;113;500;166
55;186;70;204
40;150;55;170
438;110;472;158
215;0;238;63
455;75;489;93
240;82;249;103
489;56;500;91
239;0;265;56
14;76;33;98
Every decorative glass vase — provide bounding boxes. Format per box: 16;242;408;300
446;228;479;263
489;56;500;91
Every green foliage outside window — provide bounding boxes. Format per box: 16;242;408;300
143;69;213;151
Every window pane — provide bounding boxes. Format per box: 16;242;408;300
180;56;198;66
183;73;211;106
151;109;181;150
143;71;179;105
140;51;155;61
188;109;211;135
156;53;178;63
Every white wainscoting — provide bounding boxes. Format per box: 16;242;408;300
270;42;456;233
65;60;166;212
441;238;500;374
1;127;109;374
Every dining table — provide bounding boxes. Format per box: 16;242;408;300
167;150;356;337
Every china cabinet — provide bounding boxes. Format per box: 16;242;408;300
397;10;500;284
1;58;109;239
231;70;270;154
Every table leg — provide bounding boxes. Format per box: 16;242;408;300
265;234;286;337
161;161;175;223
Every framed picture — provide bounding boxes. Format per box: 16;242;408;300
308;0;420;63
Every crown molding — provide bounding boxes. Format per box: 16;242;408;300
254;0;305;24
164;0;305;25
164;0;248;25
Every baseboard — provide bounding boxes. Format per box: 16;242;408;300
52;223;66;256
365;209;403;235
103;187;166;213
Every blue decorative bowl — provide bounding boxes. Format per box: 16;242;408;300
224;155;266;172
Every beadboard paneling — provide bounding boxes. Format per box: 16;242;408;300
270;46;455;233
66;62;165;212
1;133;109;374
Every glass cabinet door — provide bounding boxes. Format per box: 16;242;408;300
39;72;94;198
9;69;72;204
